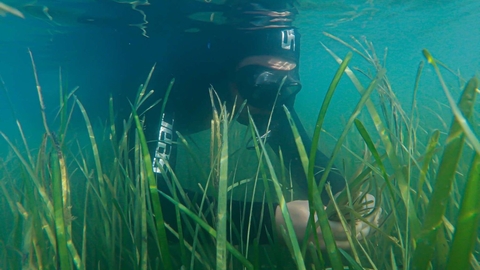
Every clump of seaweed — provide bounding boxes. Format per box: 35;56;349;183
0;33;479;270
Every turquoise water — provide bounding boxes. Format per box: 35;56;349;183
1;1;477;202
295;0;480;138
0;1;479;151
0;1;479;268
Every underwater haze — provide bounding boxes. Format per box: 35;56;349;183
1;0;480;269
0;0;479;145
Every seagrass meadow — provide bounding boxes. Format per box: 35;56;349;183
0;35;479;270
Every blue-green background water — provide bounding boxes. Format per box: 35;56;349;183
1;2;479;267
0;0;479;153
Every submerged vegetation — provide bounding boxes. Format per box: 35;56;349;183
1;34;479;269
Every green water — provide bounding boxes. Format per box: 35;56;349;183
0;1;479;269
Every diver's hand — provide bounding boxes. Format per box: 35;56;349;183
275;194;381;250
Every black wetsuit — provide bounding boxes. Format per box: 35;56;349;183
139;0;346;244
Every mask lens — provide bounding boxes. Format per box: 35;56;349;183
254;71;282;85
235;65;301;108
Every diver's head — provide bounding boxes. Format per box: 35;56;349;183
231;28;302;110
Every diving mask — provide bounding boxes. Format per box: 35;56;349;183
234;65;302;109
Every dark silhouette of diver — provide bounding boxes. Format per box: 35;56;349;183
141;0;379;247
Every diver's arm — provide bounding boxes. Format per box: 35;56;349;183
266;106;346;203
265;106;382;247
275;194;381;249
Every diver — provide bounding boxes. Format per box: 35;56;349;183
144;0;380;248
